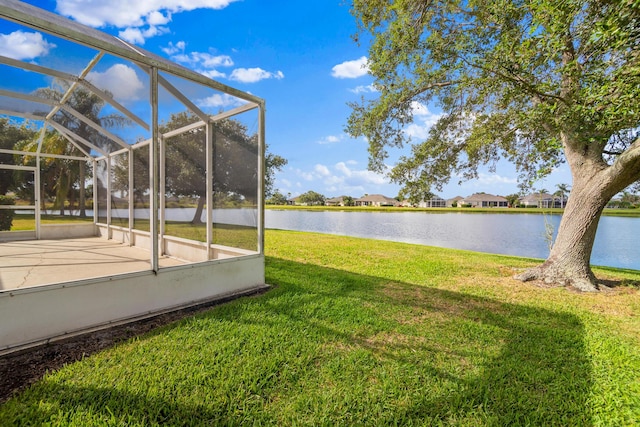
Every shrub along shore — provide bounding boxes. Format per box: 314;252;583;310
0;230;639;425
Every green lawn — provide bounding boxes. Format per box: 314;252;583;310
1;230;639;426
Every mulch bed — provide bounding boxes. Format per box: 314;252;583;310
0;287;270;404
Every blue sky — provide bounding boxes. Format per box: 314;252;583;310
3;0;572;199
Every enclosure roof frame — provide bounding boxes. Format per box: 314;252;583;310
0;0;264;107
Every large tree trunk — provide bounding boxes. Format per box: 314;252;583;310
514;176;608;291
515;129;640;291
191;196;205;225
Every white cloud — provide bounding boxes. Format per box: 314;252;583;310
475;173;518;186
163;43;283;84
189;52;234;68
331;56;369;79
297;169;315;181
196;93;246;108
404;123;431;140
56;0;238;28
0;31;55;60
335;162;351;176
317;134;344;145
201;69;227;79
349;84;378;94
295;161;389;195
56;0;239;44
410;101;430;116
165;44;235;79
86;64;144;102
314;164;331;176
117;28;144;44
161;41;186;55
333;161;387;186
229;68;284;83
404;102;443;140
118;25;169;44
147;10;171;25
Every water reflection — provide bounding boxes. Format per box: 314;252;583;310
265;210;640;271
34;208;639;270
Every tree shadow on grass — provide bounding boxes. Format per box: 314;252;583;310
261;257;593;425
0;256;593;425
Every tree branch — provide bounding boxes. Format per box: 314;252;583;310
609;135;640;187
603;149;624;156
461;57;567;104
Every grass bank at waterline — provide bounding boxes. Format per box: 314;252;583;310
1;231;639;425
268;204;640;217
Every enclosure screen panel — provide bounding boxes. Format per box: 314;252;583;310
132;145;150;232
162;125;207;245
211;113;258;252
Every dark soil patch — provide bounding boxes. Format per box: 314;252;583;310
0;286;269;404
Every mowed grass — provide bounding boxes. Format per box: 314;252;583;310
9;214;257;251
1;230;639;426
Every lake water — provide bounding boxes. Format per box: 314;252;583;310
265;210;640;271
33;207;640;270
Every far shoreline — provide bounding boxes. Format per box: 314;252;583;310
266;205;640;217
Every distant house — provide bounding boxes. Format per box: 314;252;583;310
418;195;447;208
326;196;349;206
447;196;464;207
520;193;562;208
355;194;398;207
459;193;508;208
286;196;301;206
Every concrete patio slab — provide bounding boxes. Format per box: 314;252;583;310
0;237;186;291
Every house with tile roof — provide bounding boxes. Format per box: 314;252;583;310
520;193;563;208
418;195;447;208
326;196;350;206
447;196;464;207
355;194;399;207
459;193;508;207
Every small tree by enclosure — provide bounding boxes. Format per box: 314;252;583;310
0;195;15;231
0;118;36;195
348;0;640;291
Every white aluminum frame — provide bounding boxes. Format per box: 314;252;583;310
0;0;267;352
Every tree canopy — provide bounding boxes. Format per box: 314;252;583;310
0;118;35;195
348;0;639;188
158;111;286;201
347;0;640;291
298;191;326;206
113;111;286;223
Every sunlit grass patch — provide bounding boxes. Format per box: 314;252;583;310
0;230;638;425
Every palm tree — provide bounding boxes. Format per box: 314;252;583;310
555;183;571;209
533;188;549;208
16;131;77;214
619;190;639;208
36;80;130;217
